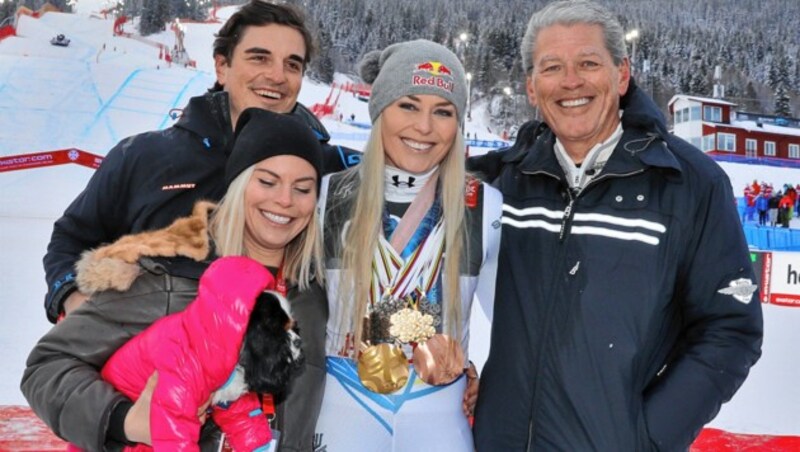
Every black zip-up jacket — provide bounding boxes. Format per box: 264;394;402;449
473;83;763;451
43;91;361;322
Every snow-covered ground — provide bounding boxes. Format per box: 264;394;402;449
1;1;799;438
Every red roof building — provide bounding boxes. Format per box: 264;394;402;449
669;95;800;161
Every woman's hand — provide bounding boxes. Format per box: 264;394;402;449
197;395;212;424
63;291;89;315
124;371;158;445
123;371;213;445
462;362;479;417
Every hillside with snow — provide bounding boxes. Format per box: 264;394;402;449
1;1;799;446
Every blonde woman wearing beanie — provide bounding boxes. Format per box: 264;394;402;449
315;39;502;451
23;109;329;451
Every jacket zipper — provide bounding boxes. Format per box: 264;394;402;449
518;167;646;450
559;196;576;242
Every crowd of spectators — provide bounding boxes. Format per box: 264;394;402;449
743;180;798;228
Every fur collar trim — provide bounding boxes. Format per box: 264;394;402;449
76;201;215;295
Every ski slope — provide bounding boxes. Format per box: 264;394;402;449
1;1;799;445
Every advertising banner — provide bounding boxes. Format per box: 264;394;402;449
0;149;103;173
767;252;800;307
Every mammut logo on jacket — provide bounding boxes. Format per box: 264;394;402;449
162;183;196;191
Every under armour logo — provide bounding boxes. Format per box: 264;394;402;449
391;175;416;187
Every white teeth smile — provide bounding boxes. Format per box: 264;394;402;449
254;89;281;100
263;211;290;224
402;138;433;151
559;98;590;107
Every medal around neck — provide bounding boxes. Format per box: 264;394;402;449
357;296;461;393
357;343;409;394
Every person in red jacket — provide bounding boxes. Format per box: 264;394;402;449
743;184;756;222
786;184;797;219
779;192;794;228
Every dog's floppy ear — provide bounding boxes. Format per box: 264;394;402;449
240;291;305;402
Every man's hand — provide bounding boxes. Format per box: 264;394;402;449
462;362;479;417
124;372;158;445
63;291;89;315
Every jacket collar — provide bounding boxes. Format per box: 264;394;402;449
515;79;682;179
292;102;332;143
175;91;234;154
174;92;333;155
75;202;215;295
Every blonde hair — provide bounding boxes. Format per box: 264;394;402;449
336;115;467;353
210;165;324;290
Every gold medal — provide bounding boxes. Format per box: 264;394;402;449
412;334;465;386
357;343;409;394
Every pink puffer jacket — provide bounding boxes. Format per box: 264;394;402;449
100;256;275;451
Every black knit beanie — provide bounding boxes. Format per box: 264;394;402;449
225;108;324;192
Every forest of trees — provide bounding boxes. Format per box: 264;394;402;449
290;0;800;127
2;0;798;126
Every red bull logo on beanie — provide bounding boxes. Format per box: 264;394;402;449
416;62;435;72
412;61;455;93
415;61;451;76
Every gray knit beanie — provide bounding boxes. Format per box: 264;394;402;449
359;39;467;123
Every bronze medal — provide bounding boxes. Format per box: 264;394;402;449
412;334;465;386
357;343;409;394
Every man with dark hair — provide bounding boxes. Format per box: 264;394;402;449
210;0;314;119
44;0;360;323
38;1;357;450
473;1;763;450
211;0;315;91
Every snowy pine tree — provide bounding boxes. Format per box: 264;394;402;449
688;54;710;96
172;0;210;22
138;0;169;35
774;83;792;117
309;21;335;84
0;1;17;27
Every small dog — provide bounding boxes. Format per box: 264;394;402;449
98;257;305;451
213;290;305;406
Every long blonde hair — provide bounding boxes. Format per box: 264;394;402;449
336;115;466;353
210;165;324;290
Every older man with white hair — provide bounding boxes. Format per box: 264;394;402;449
473;1;763;450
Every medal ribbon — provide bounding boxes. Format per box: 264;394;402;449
371;219;445;303
369;170;443;305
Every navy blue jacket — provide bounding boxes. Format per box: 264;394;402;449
473;83;763;451
43;91;361;322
